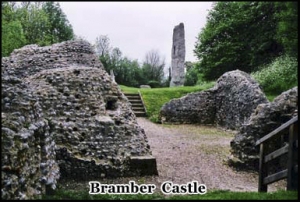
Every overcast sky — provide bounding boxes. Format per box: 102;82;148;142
59;2;213;68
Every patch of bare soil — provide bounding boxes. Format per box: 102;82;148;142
58;117;286;193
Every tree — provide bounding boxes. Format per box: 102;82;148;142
184;61;198;86
94;35;111;57
94;35;146;87
142;50;165;84
42;2;74;44
1;2;26;56
1;2;74;56
2;20;26;57
275;2;298;57
194;2;282;80
17;2;49;45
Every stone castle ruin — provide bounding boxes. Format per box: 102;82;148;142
1;40;157;199
230;86;298;169
161;70;269;129
160;70;298;169
170;23;186;87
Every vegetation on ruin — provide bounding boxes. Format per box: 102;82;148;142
41;189;297;200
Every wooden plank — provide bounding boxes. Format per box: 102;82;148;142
264;144;289;163
258;143;268;192
263;169;288;185
287;123;298;190
256;116;298;146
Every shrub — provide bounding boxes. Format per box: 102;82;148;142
184;67;198;86
147;80;161;88
251;55;298;94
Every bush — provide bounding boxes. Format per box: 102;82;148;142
251;55;298;94
147;80;161;88
184;67;198;86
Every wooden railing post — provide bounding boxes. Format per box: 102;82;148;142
258;143;268;192
256;116;298;192
287;122;298;190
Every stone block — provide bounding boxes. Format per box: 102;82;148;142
128;156;158;176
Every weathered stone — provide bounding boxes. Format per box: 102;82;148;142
1;39;157;199
214;70;268;129
128;156;158;176
1;76;59;200
140;85;151;88
229;87;298;169
160;70;268;129
170;23;185;87
160;89;217;124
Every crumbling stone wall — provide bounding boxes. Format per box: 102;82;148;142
230;87;298;169
29;66;151;179
2;76;59;200
160;70;268;129
1;40;156;199
160;89;217;124
1;40;102;78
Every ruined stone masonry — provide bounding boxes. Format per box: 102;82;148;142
1;40;157;199
170;23;185;87
160;69;297;169
161;70;268;129
230;87;298;169
2;76;59;200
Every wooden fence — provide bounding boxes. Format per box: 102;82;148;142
256;115;298;192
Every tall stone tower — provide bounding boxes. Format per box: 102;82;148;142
170;23;185;87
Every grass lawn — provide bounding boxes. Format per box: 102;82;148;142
42;189;297;200
120;83;215;122
120;83;279;123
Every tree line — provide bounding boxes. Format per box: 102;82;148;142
94;35;168;88
2;2;74;57
192;2;298;81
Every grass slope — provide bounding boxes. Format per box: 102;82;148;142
120;83;215;122
120;83;278;123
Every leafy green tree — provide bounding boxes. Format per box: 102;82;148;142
1;2;26;56
275;2;298;57
1;2;74;56
42;2;74;44
194;2;282;80
184;62;198;86
2;20;26;57
17;2;49;45
94;35;146;87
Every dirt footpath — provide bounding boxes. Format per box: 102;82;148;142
136;117;285;192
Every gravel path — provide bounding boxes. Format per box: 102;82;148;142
59;117;285;193
137;118;258;192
